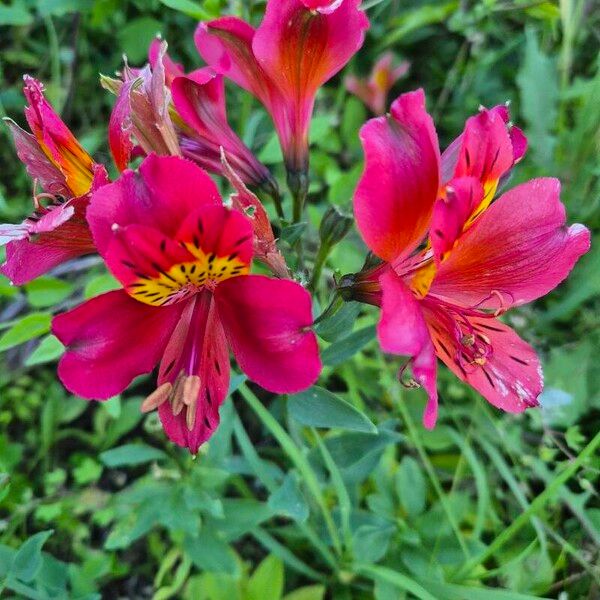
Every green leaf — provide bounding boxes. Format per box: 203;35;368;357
315;301;361;343
248;555;284;600
25;277;73;308
10;530;54;583
158;0;212;19
0;0;33;25
99;443;166;467
183;530;238;574
516;28;558;167
118;17;164;63
84;273;120;299
0;313;52;352
25;335;64;367
396;457;427;517
283;586;325;600
73;457;103;485
289;386;377;433
36;0;94;16
321;325;376;367
268;472;309;523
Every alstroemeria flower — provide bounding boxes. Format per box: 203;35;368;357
1;77;109;285
52;155;321;453
195;0;369;185
347;90;590;428
345;52;410;115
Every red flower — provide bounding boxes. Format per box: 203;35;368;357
1;77;108;285
52;155;321;453
195;0;369;181
349;90;590;427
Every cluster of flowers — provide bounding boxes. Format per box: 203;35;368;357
0;0;589;453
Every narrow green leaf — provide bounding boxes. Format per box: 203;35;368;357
25;277;73;308
289;386;377;433
0;313;52;352
99;443;166;467
321;325;376;367
25;335;64;367
396;456;427;518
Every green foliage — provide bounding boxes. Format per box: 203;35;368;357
1;0;599;598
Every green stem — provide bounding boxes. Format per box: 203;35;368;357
238;384;343;558
310;242;330;292
452;430;600;581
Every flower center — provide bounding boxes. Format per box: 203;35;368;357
127;245;249;307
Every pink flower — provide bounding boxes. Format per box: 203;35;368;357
195;0;369;183
1;77;109;285
345;52;410;115
52;155;321;453
348;90;590;428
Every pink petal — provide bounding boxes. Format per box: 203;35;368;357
108;77;137;172
215;275;321;393
148;38;186;85
252;0;368;165
53;290;184;399
301;0;344;13
5;119;70;197
158;295;230;453
195;18;271;104
377;270;438;428
1;196;96;286
23;75;95;197
103;223;195;291
453;108;514;189
87;155;221;256
424;307;542;414
175;205;254;266
253;0;368;100
171;74;273;186
430;178;591;309
489;104;528;163
430;177;484;263
354;90;441;263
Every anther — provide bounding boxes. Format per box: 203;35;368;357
183;375;201;406
141;382;172;413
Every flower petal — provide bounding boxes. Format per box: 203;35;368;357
172;74;273;186
430;176;484;264
87;155;221;256
108;76;137;172
424;307;542;414
5;119;70;197
354;89;441;263
158;295;230;453
430;178;591;309
23;75;95;197
215;275;321;393
195;18;272;104
1;196;96;286
52;290;184;399
253;0;368;100
377;269;438;428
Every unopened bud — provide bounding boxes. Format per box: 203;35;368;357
319;205;353;249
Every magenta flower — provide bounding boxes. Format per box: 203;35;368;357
52;155;321;453
1;76;108;285
348;90;590;428
195;0;369;184
345;52;410;115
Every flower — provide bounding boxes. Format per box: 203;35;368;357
347;90;590;428
345;52;410;115
1;77;108;285
52;155;321;453
195;0;369;187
